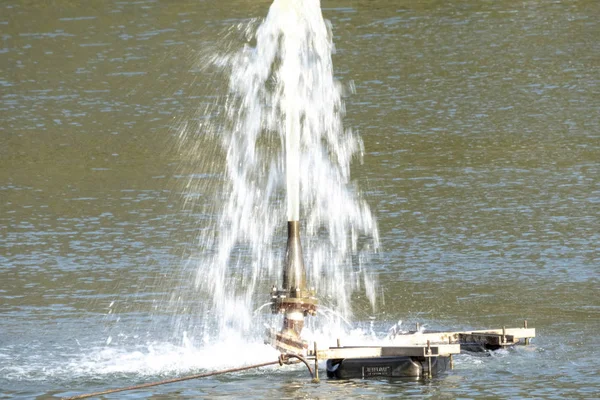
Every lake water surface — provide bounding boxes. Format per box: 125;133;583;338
1;0;599;398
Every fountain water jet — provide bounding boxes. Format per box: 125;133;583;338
178;0;380;346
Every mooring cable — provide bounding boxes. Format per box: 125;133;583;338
282;354;314;378
62;354;314;400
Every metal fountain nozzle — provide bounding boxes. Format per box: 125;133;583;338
270;220;317;346
283;220;305;296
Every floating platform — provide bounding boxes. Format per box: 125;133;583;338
326;355;452;379
268;322;535;380
320;343;459;379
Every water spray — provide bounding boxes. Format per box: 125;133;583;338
267;2;318;353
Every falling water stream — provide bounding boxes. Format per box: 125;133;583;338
177;0;379;342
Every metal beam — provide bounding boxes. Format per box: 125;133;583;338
391;328;536;346
317;344;460;360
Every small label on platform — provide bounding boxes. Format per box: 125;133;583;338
362;365;392;377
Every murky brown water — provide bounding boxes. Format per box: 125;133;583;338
2;0;599;398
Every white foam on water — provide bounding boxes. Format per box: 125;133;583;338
2;327;388;382
1;335;281;381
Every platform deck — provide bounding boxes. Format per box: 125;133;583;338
390;327;536;347
316;344;460;360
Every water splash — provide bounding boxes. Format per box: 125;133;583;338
0;336;281;382
177;0;379;342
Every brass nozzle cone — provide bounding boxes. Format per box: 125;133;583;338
282;220;306;296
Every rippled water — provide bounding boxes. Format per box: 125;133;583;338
1;0;598;398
